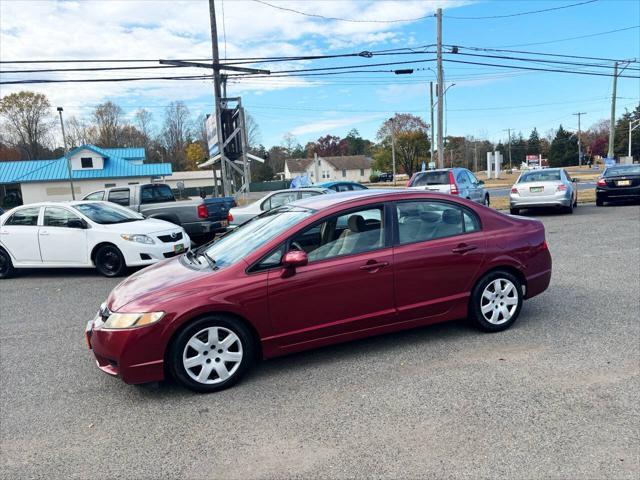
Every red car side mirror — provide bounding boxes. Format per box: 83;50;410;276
282;250;308;269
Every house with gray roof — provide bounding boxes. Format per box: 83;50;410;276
284;155;372;183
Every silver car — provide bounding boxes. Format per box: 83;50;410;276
228;188;330;226
509;168;577;215
407;168;490;205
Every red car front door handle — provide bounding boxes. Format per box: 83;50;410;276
359;261;389;271
452;244;477;254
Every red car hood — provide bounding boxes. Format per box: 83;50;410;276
108;257;210;311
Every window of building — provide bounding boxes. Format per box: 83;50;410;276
81;157;93;168
104;183;116;188
360;169;365;176
342;170;346;178
6;207;40;226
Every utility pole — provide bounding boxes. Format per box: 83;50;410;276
503;128;512;170
629;119;640;158
573;112;587;166
57;107;75;200
430;81;435;168
608;62;618;160
390;117;396;186
436;8;444;169
473;141;478;172
208;0;229;196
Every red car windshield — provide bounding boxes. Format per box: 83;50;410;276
201;207;313;267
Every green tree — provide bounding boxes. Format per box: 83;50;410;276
527;128;541;155
510;132;526;167
0;91;53;159
548;125;578;167
344;128;373;156
613;104;640;158
377;114;430;175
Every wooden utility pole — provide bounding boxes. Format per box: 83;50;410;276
430;81;435;168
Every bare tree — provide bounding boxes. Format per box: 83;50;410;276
244;111;261;148
160;101;192;171
65;116;98;148
93;101;123;147
0;91;53;159
134;108;154;142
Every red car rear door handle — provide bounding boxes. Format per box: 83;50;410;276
452;244;477;254
359;261;389;271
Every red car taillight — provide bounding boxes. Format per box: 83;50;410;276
511;187;519;194
556;184;567;192
448;171;459;195
197;204;208;219
597;178;606;187
227;211;233;222
542;240;549;250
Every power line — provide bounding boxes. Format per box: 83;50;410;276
443;58;640;79
251;0;435;23
486;25;640;48
450;44;639;64
444;0;598;19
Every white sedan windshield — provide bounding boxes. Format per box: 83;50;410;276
73;203;143;224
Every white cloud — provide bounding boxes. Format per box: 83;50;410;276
290;113;383;135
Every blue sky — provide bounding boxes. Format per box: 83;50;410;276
1;0;639;149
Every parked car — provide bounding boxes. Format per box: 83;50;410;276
377;172;394;182
596;164;640;206
316;181;368;192
0;201;190;278
85;190;551;393
407;168;489;206
509;168;577;215
228;188;331;226
83;183;234;243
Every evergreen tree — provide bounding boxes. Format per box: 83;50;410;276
527;128;541;155
548;125;578;167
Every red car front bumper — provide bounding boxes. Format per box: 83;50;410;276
85;317;166;384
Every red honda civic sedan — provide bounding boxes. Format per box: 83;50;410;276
86;190;552;392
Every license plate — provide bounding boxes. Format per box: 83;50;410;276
174;243;185;253
530;186;544;193
617;180;631;186
220;220;228;227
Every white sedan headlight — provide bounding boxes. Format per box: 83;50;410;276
121;234;155;244
103;312;165;329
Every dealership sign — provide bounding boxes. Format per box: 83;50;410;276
205;114;219;156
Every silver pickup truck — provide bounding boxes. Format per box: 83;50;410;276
82;183;235;242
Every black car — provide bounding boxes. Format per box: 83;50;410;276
596;164;640;206
378;172;394;182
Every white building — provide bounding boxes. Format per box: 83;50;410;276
0;145;172;207
284;155;372;183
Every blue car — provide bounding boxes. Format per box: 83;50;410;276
317;181;368;192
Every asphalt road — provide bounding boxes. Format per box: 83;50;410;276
1;204;639;479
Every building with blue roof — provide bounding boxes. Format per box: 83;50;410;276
0;144;172;207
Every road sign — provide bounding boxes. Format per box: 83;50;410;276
205;114;218;156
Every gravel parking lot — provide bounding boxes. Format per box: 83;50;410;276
1;203;639;479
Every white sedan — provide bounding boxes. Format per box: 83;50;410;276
0;201;190;278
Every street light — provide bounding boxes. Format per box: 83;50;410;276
57;107;76;200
